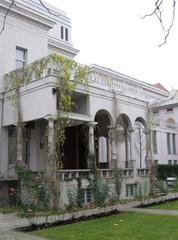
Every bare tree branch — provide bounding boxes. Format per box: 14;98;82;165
0;0;15;35
142;0;176;47
159;0;176;47
38;0;60;17
142;0;165;30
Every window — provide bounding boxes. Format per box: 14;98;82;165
154;160;158;165
166;118;175;128
60;26;69;41
167;108;173;112
23;129;31;165
8;127;17;165
152;131;157;154
126;184;136;197
80;189;93;205
172;134;176;154
16;47;27;69
167;133;171;154
65;28;68;41
8;127;30;165
61;26;64;39
174;160;177;165
168;160;172;165
153;110;159;114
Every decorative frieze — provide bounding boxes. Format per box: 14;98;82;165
0;6;53;31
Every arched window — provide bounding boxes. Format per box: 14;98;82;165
166;118;176;128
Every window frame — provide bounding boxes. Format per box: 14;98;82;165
16;46;27;69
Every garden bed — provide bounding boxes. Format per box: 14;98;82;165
13;192;178;233
138;192;178;208
16;208;119;232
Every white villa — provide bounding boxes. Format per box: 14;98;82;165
0;0;177;208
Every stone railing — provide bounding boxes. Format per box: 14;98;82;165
137;168;149;177
58;169;91;181
58;168;134;181
125;160;136;169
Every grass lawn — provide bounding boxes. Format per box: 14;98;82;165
34;212;178;240
148;200;178;210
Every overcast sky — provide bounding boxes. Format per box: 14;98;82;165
46;0;178;91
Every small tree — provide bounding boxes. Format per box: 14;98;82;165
134;121;146;169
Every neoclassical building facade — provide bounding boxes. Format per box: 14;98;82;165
0;0;176;207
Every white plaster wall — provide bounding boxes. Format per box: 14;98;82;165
49;22;71;44
0;17;48;90
3;77;57;126
153;107;178;165
89;89;148;168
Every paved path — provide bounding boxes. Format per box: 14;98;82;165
119;206;178;216
0;213;46;240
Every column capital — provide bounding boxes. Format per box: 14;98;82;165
44;115;56;121
143;129;150;134
87;121;98;127
128;128;134;133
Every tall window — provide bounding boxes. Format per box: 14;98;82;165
167;133;171;154
65;28;68;41
16;47;27;69
23;129;31;165
8;127;30;165
172;134;176;154
8;127;17;165
126;184;136;197
152;131;157;154
60;26;69;41
61;26;64;39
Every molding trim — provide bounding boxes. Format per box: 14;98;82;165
0;4;55;30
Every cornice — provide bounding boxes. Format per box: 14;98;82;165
48;37;79;56
89;64;169;98
0;1;55;30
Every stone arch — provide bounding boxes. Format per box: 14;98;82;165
94;109;112;169
135;117;148;130
116;113;132;130
134;117;147;168
116;114;132;168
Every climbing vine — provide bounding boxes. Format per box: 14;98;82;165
5;53;88;209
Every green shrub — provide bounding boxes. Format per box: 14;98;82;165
157;164;178;180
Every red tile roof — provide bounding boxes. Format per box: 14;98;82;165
152;83;168;92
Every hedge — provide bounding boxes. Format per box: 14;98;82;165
157;164;178;180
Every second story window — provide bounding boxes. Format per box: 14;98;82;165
60;26;69;42
65;28;68;41
61;26;64;40
16;47;27;69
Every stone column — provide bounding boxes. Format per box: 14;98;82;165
46;118;55;177
107;125;117;168
128;128;135;168
88;121;97;154
144;129;152;168
46;117;60;209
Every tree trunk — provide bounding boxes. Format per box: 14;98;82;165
16;88;24;167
